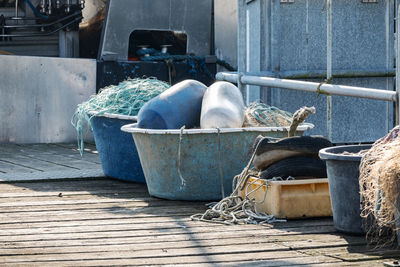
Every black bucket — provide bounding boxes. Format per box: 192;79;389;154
319;144;371;234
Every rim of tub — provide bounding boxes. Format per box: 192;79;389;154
87;111;138;121
121;122;314;135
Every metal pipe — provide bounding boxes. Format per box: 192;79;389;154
216;72;397;102
48;0;52;15
0;16;82;37
221;69;396;79
14;0;19;18
271;0;280;74
237;0;246;98
66;0;71;13
385;0;392;130
40;0;46;13
269;0;281;106
326;0;332;140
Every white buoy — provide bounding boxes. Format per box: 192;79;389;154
200;81;245;128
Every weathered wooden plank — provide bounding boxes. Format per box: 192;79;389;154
0;255;341;267
0;232;369;258
168;258;400;267
0;225;337;243
0;232;354;251
0;214;332;229
298;246;400;262
0;237;289;255
0;249;313;265
307;259;400;267
0;196;169;206
0;206;206;219
22;143;100;158
0;217;338;237
7;152;101;170
0;160;38;173
55;143;98;153
0;179;143;191
14;143;101;164
0;199;208;212
0;189;148;198
0;170;105;182
0;153;77;172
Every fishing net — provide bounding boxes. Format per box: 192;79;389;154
243;102;293;127
359;126;400;247
71;78;170;155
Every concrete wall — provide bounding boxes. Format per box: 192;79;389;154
0;55;96;143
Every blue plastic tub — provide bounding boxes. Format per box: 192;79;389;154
121;123;314;200
91;113;145;183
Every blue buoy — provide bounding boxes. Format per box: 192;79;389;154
137;80;207;129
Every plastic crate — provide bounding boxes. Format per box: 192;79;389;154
239;177;332;219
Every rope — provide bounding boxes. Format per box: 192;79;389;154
71;78;170;155
177;126;187;190
217;128;225;198
191;139;286;225
316;77;333;96
288;106;316;137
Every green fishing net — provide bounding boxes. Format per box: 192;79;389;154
243;102;293;127
71;78;170;155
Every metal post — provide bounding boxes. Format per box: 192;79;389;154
40;0;46;13
14;0;19;18
237;0;247;100
246;0;261;104
270;0;281;105
48;0;52;15
326;0;332;140
238;0;246;93
396;4;400;125
385;0;391;131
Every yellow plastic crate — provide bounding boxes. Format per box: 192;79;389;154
239;177;332;219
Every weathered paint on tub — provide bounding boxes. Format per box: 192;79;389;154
91;113;145;183
121;123;314;201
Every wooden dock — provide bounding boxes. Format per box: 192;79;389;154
0;144;398;266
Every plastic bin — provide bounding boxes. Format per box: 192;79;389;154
239;177;332;219
121;123;314;201
91;113;145;183
319;144;371;234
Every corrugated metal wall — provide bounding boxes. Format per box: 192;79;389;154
215;0;395;143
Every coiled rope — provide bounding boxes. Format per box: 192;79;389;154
191;140;286;225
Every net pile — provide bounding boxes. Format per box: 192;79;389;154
243;102;293;127
359;126;400;247
71;78;170;155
